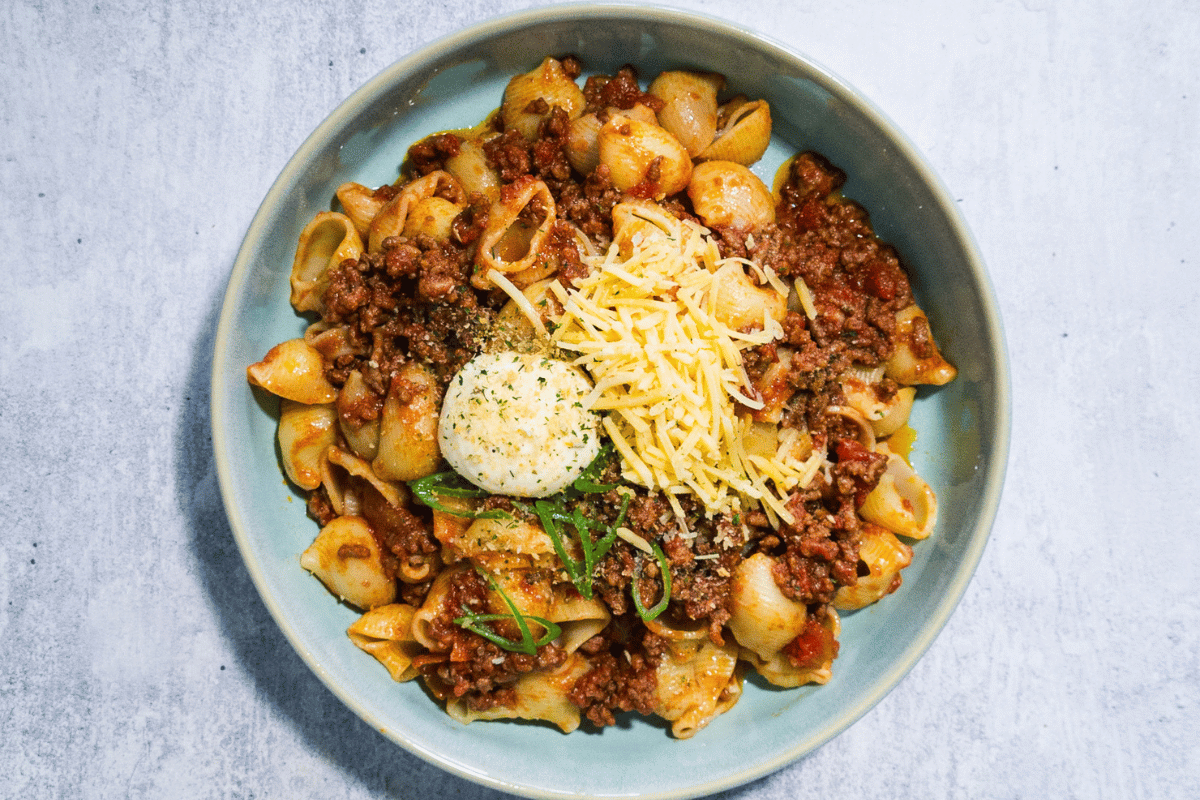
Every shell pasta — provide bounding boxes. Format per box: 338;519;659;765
247;56;956;738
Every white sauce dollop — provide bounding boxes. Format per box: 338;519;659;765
438;352;601;497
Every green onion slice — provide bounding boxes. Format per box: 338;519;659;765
408;471;509;520
632;541;672;622
453;571;562;656
415;447;635;606
569;443;618;494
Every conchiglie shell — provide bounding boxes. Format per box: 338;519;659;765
348;604;421;682
623;103;661;126
742;420;782;460
742;419;814;470
747;607;840;688
277;400;337;490
247;338;338;404
324;445;405;510
446;652;593;733
842;377;917;438
644;615;709;642
711;263;787;332
492;278;560;354
500;56;585;140
348;602;417;642
565;112;602;175
833;524;913;611
290;212;363;313
558;617;610;657
508;258;559;290
336;370;381;461
299;515;397;610
699;99;772;165
470;551;540;576
398;558;435;585
355;644;420;684
444;139;501;203
547;587;611;654
335;182;388;239
317;449;353;517
859;444;938;539
401;196;461;241
304;321;357;363
824;404;878;451
750;349;795;424
873;386;916;438
368;170;460;253
598;113;693;198
727;552;809;662
457;516;557;558
430;498;476;551
566;106;658;178
487;568;554;625
372;362;441;482
472;177;557;288
688;160;776;229
610;199;678;259
411;563;470;650
885;304;958;385
649;70;725;157
654;638;741;739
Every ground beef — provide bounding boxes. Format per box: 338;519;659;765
582;65;664;114
483;129;532;182
358;481;440;583
757;151;915;368
306;485;337;527
408;132;462;175
832;438;888;507
321;237;494;392
569;624;664;727
782;615;839;670
554;165;622;247
766;441;882;606
531;106;573;182
558;54;583;81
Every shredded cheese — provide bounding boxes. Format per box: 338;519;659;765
487;268;549;340
614;526;655;554
793;276;817;321
551;204;821;525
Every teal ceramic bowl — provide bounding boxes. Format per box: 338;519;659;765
212;4;1010;797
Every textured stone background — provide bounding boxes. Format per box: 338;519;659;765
3;0;1197;797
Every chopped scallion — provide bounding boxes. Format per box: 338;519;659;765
632;541;672;622
453;571;562;655
408;471;510;520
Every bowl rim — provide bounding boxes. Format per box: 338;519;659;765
211;3;1012;797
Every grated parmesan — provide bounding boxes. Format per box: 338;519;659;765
550;204;822;525
793;276;817;321
487;268;550;340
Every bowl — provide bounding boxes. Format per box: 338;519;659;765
211;4;1010;797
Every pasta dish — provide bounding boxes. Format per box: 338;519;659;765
246;56;956;738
